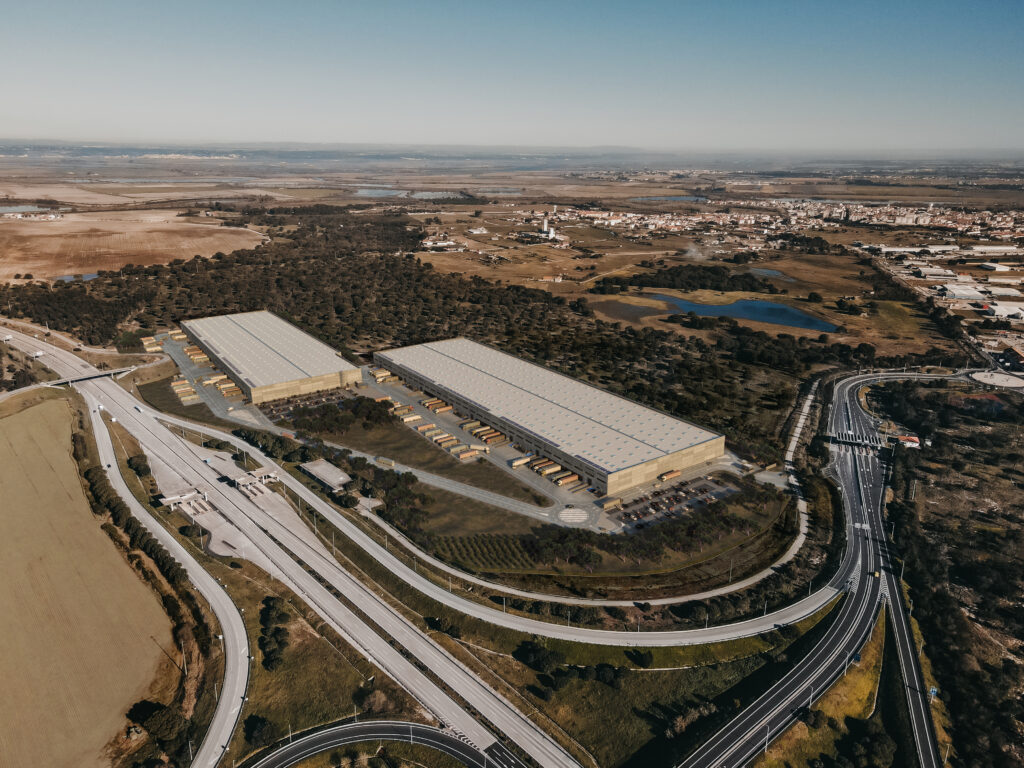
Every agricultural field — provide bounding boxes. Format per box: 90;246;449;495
0;209;265;281
0;398;172;768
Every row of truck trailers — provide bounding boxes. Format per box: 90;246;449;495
373;395;502;462
388;393;591;492
374;379;689;502
509;454;584;491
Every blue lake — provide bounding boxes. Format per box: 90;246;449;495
54;273;99;283
651;293;836;332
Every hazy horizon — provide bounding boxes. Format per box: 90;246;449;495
2;0;1022;153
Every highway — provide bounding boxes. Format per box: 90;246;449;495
4;327;572;768
83;395;251;767
7;324;944;768
676;372;942;768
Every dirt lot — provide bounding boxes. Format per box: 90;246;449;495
0;209;265;280
0;399;171;768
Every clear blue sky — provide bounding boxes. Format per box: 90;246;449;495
2;0;1022;152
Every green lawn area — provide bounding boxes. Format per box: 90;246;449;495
873;300;927;335
317;421;548;505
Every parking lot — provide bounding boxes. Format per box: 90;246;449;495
614;475;737;531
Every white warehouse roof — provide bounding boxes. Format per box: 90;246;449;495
181;311;357;389
377;338;721;474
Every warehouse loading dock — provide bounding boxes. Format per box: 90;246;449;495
374;337;725;496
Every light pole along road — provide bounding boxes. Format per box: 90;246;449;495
675;371;943;768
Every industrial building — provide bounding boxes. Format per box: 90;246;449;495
300;459;353;493
181;311;361;404
374;338;725;496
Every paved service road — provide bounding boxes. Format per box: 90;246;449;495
246;721;500;768
676;371;944;768
154;412;844;647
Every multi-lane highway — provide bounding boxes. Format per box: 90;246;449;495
6;323;946;768
677;372;942;768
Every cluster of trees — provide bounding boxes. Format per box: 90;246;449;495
126;700;190;763
242;713;281;748
257;596;290;671
772;233;842;254
0;345;38;391
590;264;775;295
514;640;628;699
232;427;294;459
290;396;394;436
127;454;151;477
520;499;754;567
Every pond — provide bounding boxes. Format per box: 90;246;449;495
0;204;66;213
53;273;99;283
630;195;708;202
651;293;836;332
747;267;795;282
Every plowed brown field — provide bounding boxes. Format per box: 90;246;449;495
0;399;171;767
0;209;264;280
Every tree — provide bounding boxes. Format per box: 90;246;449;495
807;291;823;302
243;713;280;747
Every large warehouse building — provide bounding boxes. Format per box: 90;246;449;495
374;338;725;496
181;311;361;403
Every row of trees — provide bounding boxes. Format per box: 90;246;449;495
590;263;775;295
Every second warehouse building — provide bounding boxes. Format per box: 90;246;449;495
181;311;361;403
375;338;725;496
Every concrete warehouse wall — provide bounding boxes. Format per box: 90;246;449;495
605;437;726;496
249;369;360;404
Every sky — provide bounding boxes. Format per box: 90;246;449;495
1;0;1022;153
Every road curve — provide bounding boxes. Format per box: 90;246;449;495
156;411;844;647
245;721;493;768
